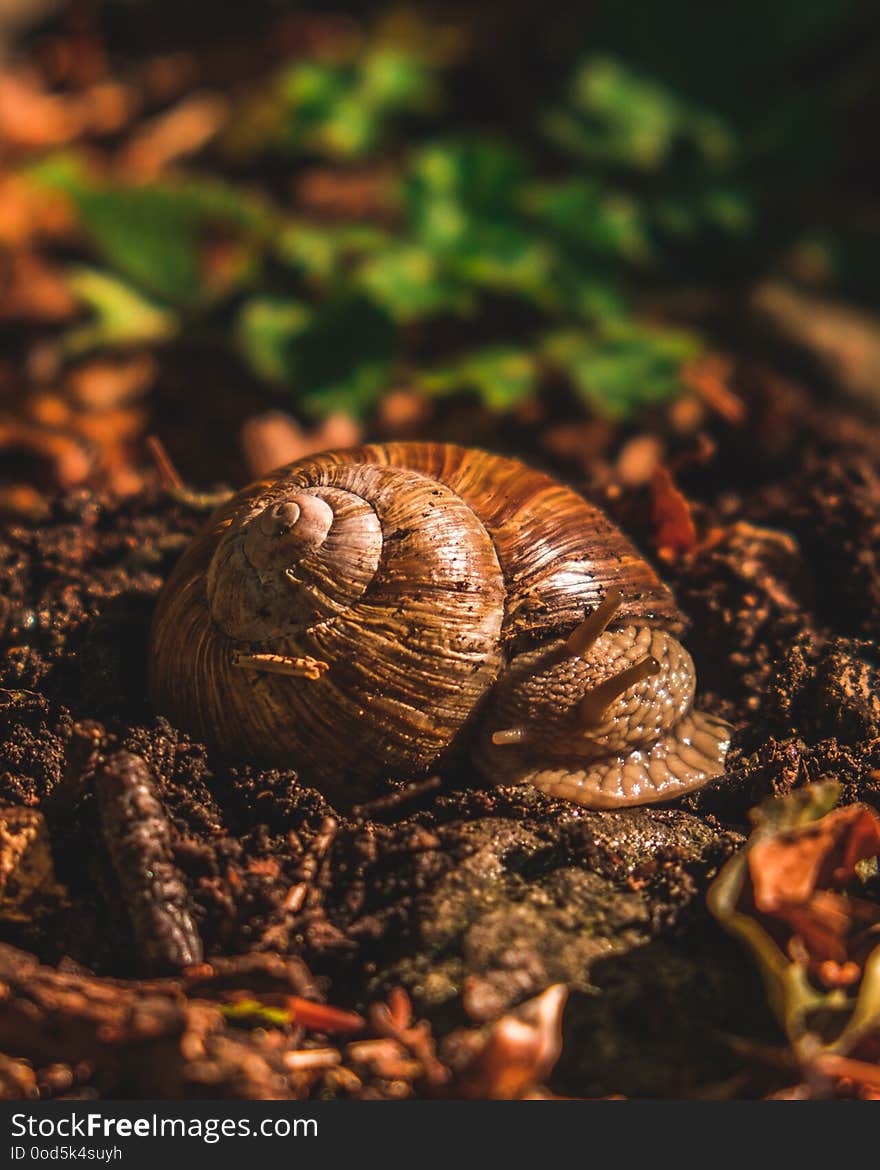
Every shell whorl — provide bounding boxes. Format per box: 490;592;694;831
206;486;382;640
149;455;507;794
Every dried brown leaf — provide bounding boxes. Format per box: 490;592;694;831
650;464;698;558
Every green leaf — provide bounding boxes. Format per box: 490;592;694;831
274;49;436;159
544;55;737;172
71;185;205;304
236;297;311;384
62;267;177;354
406;139;527;253
651;183;753;242
555;268;629;323
30;159;275;305
451;230;558;308
356;244;474;321
405;140;562;307
544;321;700;418
276;221;391;284
420;346;538;412
286;294;396;418
527;179;652;264
359;47;436;111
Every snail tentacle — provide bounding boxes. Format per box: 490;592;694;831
491;726;530;746
578;654;660;726
489;645;660;745
564;587;623;657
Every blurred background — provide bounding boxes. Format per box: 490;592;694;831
1;0;879;514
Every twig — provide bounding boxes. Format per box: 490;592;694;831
145;434;184;491
95;750;203;971
352;775;444;821
145;433;231;510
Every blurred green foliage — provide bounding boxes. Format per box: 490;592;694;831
24;3;875;420
273;48;437;158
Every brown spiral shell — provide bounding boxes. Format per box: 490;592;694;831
149;442;683;796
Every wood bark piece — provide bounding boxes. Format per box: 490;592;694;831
94;750;203;971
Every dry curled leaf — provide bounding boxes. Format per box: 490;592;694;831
709;783;880;1059
750;803;880;911
650;464;698;558
241;410;361;477
451;985;568;1100
748;803;880;989
681;353;745;425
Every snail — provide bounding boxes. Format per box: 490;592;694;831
149;442;730;808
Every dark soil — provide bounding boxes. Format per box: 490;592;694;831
2;362;880;1099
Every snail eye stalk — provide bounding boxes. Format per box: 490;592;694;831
491;726;530;746
564;588;623;657
578;655;660;726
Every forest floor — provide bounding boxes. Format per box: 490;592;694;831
2;5;880;1102
2;356;880;1100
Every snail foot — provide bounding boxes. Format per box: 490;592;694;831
479;708;732;809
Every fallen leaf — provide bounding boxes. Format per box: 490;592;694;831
0;68;85;148
0;175;76;247
453;985;567;1100
0;415;93;488
749;804;880;911
650;464;698;557
746;804;880;990
241;410;360;477
118;92;228;181
616;432;664;486
0;251;78;322
681;353;745;425
66;353;157;412
709;783;880;1054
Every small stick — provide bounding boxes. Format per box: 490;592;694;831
232;651;329;681
352;775;443;820
145;434;184;491
145;432;232;511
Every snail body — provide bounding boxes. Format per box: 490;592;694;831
149;442;730;807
